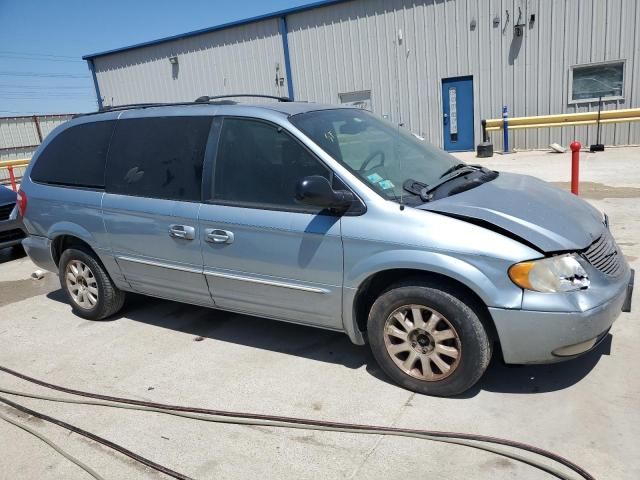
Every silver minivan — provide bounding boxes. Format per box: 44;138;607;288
19;99;634;396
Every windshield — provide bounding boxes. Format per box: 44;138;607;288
290;108;460;202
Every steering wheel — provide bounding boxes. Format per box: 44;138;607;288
359;150;385;173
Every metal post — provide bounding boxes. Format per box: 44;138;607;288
481;119;488;143
8;166;16;192
570;141;581;195
502;106;509;153
32;115;43;143
590;96;605;152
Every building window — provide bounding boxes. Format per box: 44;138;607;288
339;90;372;110
570;61;624;103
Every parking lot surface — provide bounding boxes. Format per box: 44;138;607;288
0;147;638;480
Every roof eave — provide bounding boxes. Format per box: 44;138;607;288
82;0;349;61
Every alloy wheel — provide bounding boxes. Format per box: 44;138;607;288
65;260;99;309
383;304;461;381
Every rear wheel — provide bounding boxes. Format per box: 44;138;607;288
59;248;125;320
368;283;491;396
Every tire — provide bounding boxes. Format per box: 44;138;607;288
58;247;125;320
367;283;491;396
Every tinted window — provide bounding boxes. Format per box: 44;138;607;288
31;120;115;188
211;118;330;210
106;116;212;201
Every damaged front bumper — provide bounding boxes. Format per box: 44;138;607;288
489;268;633;364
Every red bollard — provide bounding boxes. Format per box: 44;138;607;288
570;141;581;195
8;166;17;192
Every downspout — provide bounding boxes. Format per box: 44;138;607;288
278;16;295;100
86;58;103;110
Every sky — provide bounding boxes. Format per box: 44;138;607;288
0;0;316;115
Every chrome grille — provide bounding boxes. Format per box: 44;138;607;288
0;203;14;221
583;231;623;277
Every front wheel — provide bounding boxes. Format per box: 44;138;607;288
59;247;125;320
367;284;491;396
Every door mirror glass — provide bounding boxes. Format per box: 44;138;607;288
295;175;354;210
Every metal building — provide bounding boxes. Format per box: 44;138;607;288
83;0;640;151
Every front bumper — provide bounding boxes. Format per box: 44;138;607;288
490;270;633;364
0;217;26;249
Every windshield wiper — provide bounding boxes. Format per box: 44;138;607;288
402;179;432;202
424;166;481;195
439;163;468;178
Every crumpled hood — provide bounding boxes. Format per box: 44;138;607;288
418;172;604;252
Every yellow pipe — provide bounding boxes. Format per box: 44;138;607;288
485;115;640;131
0;159;30;169
485;107;640;128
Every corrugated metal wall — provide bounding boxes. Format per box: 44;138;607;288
0;114;71;161
90;0;640;150
92;18;288;107
287;0;640;150
0;114;72;184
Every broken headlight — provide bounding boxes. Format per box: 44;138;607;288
508;254;590;293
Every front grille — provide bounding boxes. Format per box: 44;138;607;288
0;203;14;221
0;228;24;243
583;231;623;277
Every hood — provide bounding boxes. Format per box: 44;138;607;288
0;185;17;205
418;172;604;252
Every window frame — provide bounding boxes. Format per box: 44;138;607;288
568;60;625;104
203;115;365;216
104;115;215;203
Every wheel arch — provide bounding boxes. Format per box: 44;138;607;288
47;222;102;266
52;234;99;267
345;264;503;355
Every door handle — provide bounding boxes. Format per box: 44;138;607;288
206;228;234;244
169;224;195;240
443;113;449;124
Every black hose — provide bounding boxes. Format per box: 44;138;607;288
0;395;193;480
0;364;595;480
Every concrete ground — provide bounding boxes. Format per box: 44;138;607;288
0;147;638;480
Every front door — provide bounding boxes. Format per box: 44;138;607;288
102;115;214;306
442;76;474;151
198;117;344;328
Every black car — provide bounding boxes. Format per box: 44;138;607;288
0;185;26;249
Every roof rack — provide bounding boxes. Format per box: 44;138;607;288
81;94;292;116
96;101;196;113
195;94;292;103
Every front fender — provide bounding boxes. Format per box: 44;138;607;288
345;249;522;309
341;248;523;345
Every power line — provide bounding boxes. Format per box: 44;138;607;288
0;54;83;63
0;72;90;78
0;84;92;89
0;50;80;60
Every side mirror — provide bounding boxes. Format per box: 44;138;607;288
295;175;354;210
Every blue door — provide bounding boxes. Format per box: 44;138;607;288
442;76;474;151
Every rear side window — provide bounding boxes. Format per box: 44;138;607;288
31;120;115;188
106;116;212;201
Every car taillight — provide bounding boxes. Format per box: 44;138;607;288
16;189;27;217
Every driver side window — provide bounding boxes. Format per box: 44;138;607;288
211;118;332;211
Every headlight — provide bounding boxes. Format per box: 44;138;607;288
508;254;590;293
